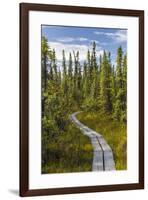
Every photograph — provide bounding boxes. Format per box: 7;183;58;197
41;25;127;174
20;3;144;196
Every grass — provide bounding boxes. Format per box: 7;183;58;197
77;111;127;170
42;120;93;174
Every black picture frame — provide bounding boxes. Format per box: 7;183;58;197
20;3;144;197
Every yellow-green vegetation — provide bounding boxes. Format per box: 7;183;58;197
77;112;127;170
42;121;93;174
41;34;127;173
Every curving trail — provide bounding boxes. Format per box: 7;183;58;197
69;112;116;171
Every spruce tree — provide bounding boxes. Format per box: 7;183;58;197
62;50;68;96
91;42;99;99
86;50;91;96
82;61;89;100
122;53;127;122
99;51;112;113
41;36;50;91
52;49;58;81
107;52;113;112
68;52;73;101
41;36;52;117
68;52;73;78
100;51;107;112
114;46;123;120
62;50;67;77
73;51;79;102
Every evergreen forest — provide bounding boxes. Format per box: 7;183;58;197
41;36;127;173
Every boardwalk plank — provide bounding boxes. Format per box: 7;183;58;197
70;112;116;171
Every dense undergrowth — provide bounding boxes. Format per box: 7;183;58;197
77;112;127;170
42;120;93;174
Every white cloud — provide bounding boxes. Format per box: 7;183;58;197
94;30;127;43
78;37;88;41
114;30;127;42
48;41;103;63
89;40;108;46
56;37;75;43
56;37;88;43
94;31;104;35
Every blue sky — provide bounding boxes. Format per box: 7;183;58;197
42;25;127;66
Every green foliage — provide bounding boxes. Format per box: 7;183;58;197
113;47;127;122
82;97;99;111
99;51;112;113
77;112;127;170
42;121;93;173
41;36;127;173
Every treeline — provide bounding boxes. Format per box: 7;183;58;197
42;36;127;120
41;36;127;167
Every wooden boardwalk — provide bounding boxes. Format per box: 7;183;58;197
70;112;116;171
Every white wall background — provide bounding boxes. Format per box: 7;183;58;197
0;0;147;199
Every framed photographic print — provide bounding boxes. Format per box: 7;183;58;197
20;3;144;197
